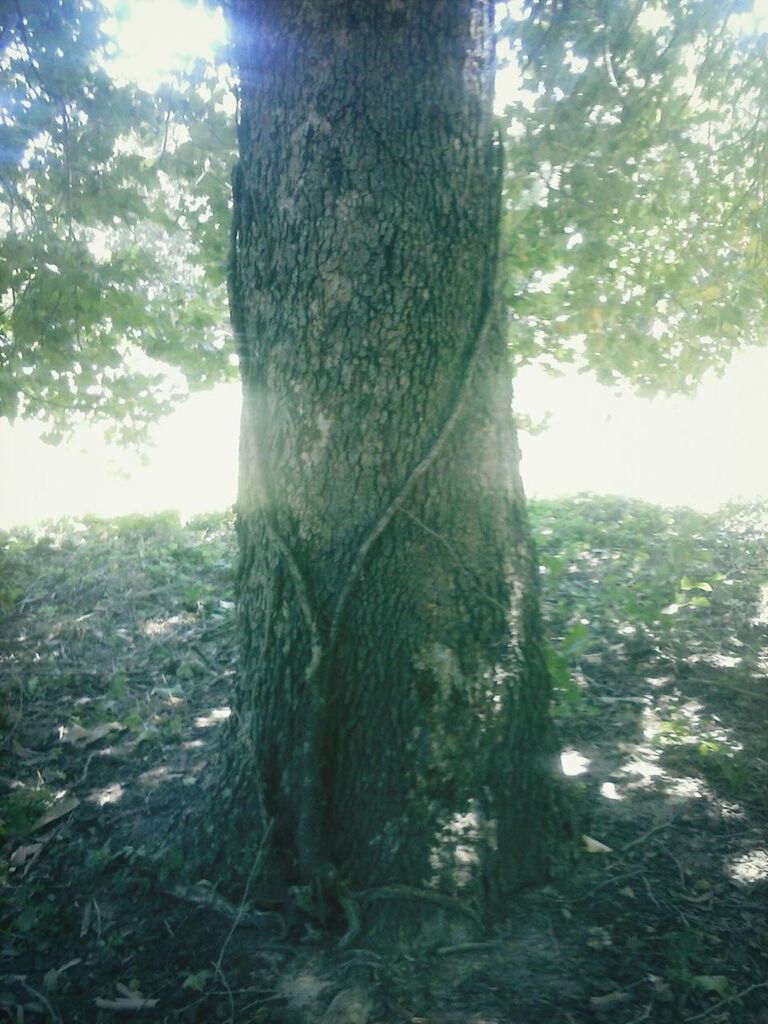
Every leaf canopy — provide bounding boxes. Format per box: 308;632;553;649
0;0;235;442
1;0;766;439
499;0;768;393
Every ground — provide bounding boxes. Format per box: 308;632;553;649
1;496;767;1023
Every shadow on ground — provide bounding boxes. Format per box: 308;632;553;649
1;498;766;1023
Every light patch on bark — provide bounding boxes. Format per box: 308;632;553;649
290;110;332;145
414;642;464;693
321;271;352;305
335;190;362;220
300;411;333;468
430;803;482;888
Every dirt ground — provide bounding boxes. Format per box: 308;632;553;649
1;501;767;1023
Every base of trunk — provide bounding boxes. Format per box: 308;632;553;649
187;745;580;951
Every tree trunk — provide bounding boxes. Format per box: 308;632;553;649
202;0;571;944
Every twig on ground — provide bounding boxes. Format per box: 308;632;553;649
211;962;235;1024
622;818;676;852
201;822;276;1024
572;867;644;902
214;819;275;971
93;995;158;1011
641;874;661;908
436;940;502;956
71;751;96;788
191;643;217;672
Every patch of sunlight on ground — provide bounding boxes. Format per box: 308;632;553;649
752;584;768;626
714;799;746;821
141;614;195;637
560;748;591;776
87;783;125;806
619;754;666;788
684;653;743;669
645;675;674;689
726;848;768;884
138;766;178;787
641;699;742;752
599;782;625;801
2;348;768;528
194;707;231;729
664;776;710;799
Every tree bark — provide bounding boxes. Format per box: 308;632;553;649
201;0;571;944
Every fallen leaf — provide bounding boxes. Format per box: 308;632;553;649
582;835;613;854
80;897;103;939
59;721;123;745
30;796;80;832
43;958;82;993
589;990;630;1011
182;970;211;992
94;997;159;1010
10;843;43;868
80;901;92;938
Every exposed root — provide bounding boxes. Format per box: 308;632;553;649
359;885;483;929
337;885;362;950
169;882;286;938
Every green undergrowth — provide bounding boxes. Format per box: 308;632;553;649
531;495;768;718
1;496;767;1023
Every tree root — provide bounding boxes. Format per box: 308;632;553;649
335;883;483;949
358;885;484;928
337;885;362;949
169;882;286;938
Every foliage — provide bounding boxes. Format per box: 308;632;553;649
499;0;768;393
2;1;768;439
529;494;768;713
0;0;236;442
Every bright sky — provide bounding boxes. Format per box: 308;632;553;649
516;346;768;512
103;0;227;90
1;1;767;530
3;345;768;528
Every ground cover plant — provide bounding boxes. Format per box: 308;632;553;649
1;495;767;1023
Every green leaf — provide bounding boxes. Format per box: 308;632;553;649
182;970;211;992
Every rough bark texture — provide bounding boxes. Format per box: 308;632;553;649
202;0;571;943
